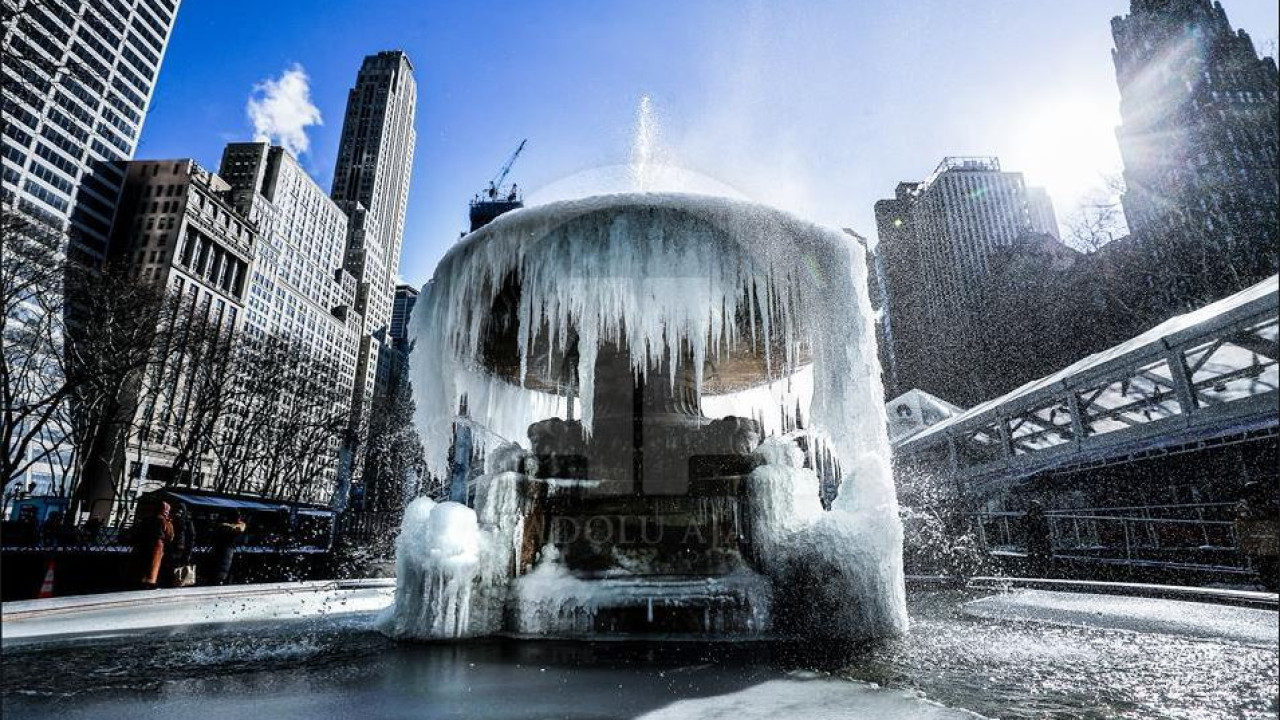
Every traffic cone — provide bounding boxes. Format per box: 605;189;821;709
37;559;56;599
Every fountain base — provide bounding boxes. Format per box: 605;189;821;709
510;570;772;637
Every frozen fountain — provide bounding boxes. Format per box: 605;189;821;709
6;98;1275;720
384;129;907;639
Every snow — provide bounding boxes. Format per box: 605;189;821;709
636;673;987;720
964;589;1279;647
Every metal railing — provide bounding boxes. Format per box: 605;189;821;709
971;504;1246;571
335;511;401;550
0;523;332;554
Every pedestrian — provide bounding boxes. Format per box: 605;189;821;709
1023;500;1053;576
81;516;104;545
210;514;247;586
166;504;197;587
275;506;293;550
131;502;174;589
40;511;64;547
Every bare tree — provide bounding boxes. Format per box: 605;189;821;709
207;335;287;496
360;359;425;512
159;303;239;487
1062;175;1129;253
1;210;68;486
2;208;169;518
1062;172;1269;345
62;262;169;515
209;333;350;505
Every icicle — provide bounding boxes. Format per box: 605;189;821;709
408;191;899;540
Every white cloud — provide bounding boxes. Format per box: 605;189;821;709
246;64;322;157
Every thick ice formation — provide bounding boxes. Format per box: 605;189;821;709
511;545;772;636
379;498;482;638
408;193;891;484
395;192;906;640
380;444;539;639
746;437;908;638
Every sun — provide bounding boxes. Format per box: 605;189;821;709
1010;96;1124;209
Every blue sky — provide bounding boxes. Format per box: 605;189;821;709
137;0;1278;285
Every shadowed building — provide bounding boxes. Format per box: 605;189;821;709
389;283;419;354
872;157;1063;405
78;159;254;518
1110;0;1279;294
1;0;181;511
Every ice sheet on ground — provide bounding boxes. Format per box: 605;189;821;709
964;589;1279;646
2;583;393;645
636;674;988;720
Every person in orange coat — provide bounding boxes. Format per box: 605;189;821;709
131;501;175;589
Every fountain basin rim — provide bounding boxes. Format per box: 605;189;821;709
2;579;396;648
2;578;395;621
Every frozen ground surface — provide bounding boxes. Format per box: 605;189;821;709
2;588;1276;719
635;674;984;719
1;580;394;646
963;589;1278;646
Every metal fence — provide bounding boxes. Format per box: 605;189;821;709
335;511;401;551
0;522;332;554
971;503;1247;572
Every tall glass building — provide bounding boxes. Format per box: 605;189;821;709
330;50;417;418
2;0;181;264
1;0;181;512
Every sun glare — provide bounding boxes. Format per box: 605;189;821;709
1010;96;1124;209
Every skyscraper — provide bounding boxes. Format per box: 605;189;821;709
873;157;1064;403
219;142;361;379
2;0;180;509
1111;0;1279;289
86;142;371;516
1;0;182;264
216;142;365;503
876;158;1058;322
330;50;417;417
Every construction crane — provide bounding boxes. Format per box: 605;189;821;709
470;139;528;232
485;139;526;200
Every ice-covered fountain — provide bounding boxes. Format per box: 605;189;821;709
381;100;907;640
